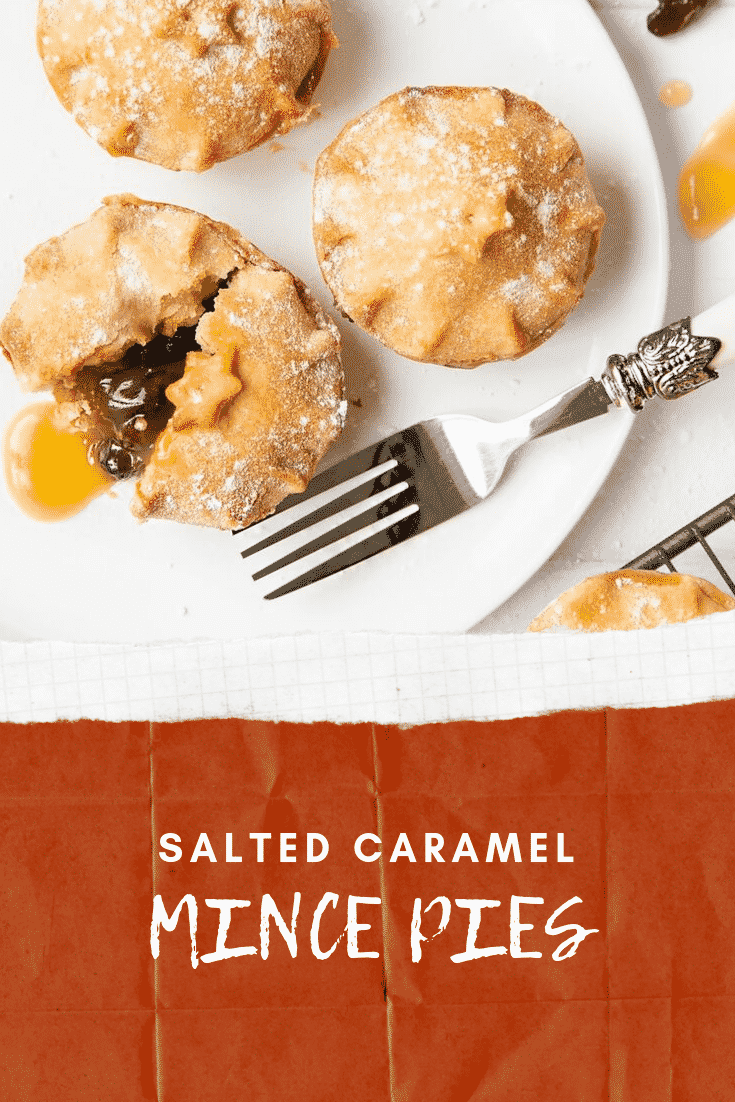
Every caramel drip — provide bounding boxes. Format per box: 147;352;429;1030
3;403;112;522
659;80;692;107
680;102;735;239
648;0;711;37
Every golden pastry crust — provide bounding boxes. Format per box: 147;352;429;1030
37;0;336;172
313;86;605;367
528;569;735;632
0;195;345;530
0;195;243;393
132;265;344;527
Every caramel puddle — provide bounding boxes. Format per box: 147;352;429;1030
680;102;735;239
659;79;692;107
3;402;112;522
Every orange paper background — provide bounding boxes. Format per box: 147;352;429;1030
1;703;734;1099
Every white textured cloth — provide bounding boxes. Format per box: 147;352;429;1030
4;612;735;723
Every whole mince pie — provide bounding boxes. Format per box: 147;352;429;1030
313;86;606;367
37;0;337;172
0;195;345;529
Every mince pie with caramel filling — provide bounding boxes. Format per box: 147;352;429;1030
0;195;345;529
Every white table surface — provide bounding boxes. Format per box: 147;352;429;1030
475;0;735;631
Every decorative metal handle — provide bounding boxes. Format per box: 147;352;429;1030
600;317;722;412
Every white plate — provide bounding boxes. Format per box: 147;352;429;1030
0;0;667;642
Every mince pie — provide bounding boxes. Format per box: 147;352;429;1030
313;86;605;367
0;195;345;529
37;0;337;172
528;569;735;632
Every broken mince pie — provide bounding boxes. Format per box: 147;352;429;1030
0;195;345;529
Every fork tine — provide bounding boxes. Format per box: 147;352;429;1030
233;429;409;537
248;420;475;597
289;429;407;500
239;458;404;560
252;480;415;581
261;499;421;599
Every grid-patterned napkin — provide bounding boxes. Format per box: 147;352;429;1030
3;611;735;723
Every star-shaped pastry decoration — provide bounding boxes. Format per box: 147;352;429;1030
167;349;242;430
153;0;241;59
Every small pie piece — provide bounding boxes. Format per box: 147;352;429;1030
37;0;337;172
0;195;345;530
528;569;735;632
313;86;605;367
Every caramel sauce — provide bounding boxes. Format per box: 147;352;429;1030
2;287;229;522
648;0;711;37
659;79;692;108
680;103;735;239
72;326;198;478
3;403;112;522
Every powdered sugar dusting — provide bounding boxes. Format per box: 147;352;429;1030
314;87;605;366
132;242;344;530
117;243;152;294
38;0;335;171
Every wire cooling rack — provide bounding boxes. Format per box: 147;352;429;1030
625;493;735;596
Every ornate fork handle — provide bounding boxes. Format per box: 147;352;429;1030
510;293;735;443
601;314;725;413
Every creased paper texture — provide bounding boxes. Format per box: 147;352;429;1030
2;704;735;1098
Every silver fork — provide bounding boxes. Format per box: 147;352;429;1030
233;300;735;600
